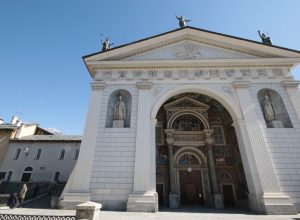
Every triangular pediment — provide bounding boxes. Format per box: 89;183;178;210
164;96;210;111
84;27;300;62
124;40;256;61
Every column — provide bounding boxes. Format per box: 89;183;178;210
60;82;105;209
233;81;296;214
127;82;158;212
282;81;300;122
205;131;224;209
167;144;179;208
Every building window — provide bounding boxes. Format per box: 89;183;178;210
54;171;60;182
34;149;42;160
13;148;21;160
212;126;226;145
6;171;13;181
59;149;65;160
74;149;79;160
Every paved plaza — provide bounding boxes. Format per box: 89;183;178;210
0;207;300;220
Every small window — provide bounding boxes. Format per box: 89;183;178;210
212;126;226;145
13;148;21;160
74;149;79;160
34;149;42;160
6;171;13;181
54;171;60;182
59;149;65;160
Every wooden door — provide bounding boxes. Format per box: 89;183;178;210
179;170;204;205
222;184;235;207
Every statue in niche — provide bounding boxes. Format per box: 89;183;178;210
258;30;272;45
262;94;275;122
176;15;191;28
113;95;126;127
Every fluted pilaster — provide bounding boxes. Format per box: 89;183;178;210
282;81;300;122
233;81;296;214
127;82;158;212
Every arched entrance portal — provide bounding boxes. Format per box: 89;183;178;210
155;93;249;209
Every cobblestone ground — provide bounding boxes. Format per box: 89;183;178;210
0;207;300;220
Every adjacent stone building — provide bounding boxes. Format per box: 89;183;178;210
60;27;300;215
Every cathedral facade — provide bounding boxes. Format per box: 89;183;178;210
60;27;300;214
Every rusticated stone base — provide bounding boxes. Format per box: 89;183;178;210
169;193;179;208
213;193;224;209
262;193;297;215
58;192;91;209
127;192;158;212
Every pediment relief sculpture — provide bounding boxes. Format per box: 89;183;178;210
164;96;210;111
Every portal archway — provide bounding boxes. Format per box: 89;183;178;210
154;91;250;210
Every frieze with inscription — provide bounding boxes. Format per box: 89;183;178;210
95;67;289;81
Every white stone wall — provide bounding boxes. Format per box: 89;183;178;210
249;83;300;211
89;85;138;210
0;141;80;182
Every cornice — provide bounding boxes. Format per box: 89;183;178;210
91;82;106;90
281;80;300;88
87;58;298;73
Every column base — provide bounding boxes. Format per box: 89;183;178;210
213;193;224;209
262;193;297;215
169;193;179;208
127;192;158;212
248;193;264;213
58;192;91;209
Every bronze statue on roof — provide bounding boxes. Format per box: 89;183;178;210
258;30;272;45
102;37;113;51
176;15;191;28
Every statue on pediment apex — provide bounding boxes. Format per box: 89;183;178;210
176;15;191;28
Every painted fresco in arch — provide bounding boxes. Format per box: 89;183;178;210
124;40;256;61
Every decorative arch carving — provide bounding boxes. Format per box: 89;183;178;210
167;111;209;130
174;147;206;167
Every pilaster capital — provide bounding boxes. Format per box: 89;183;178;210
232;81;250;89
136;82;153;89
281;80;300;88
231;119;245;128
205;138;214;148
91;82;106;91
149;118;157;126
203;129;214;137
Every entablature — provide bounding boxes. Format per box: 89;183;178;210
93;65;293;82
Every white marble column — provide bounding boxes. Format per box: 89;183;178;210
233;81;296;215
59;82;105;209
282;81;300;122
127;82;158;212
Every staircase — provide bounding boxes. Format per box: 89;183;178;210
23;195;51;209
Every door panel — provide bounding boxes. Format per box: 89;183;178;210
222;184;235;207
179;170;204;205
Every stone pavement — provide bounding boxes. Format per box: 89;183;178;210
0;206;300;220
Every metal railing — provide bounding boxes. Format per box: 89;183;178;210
0;214;75;220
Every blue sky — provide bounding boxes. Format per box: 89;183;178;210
1;0;300;134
